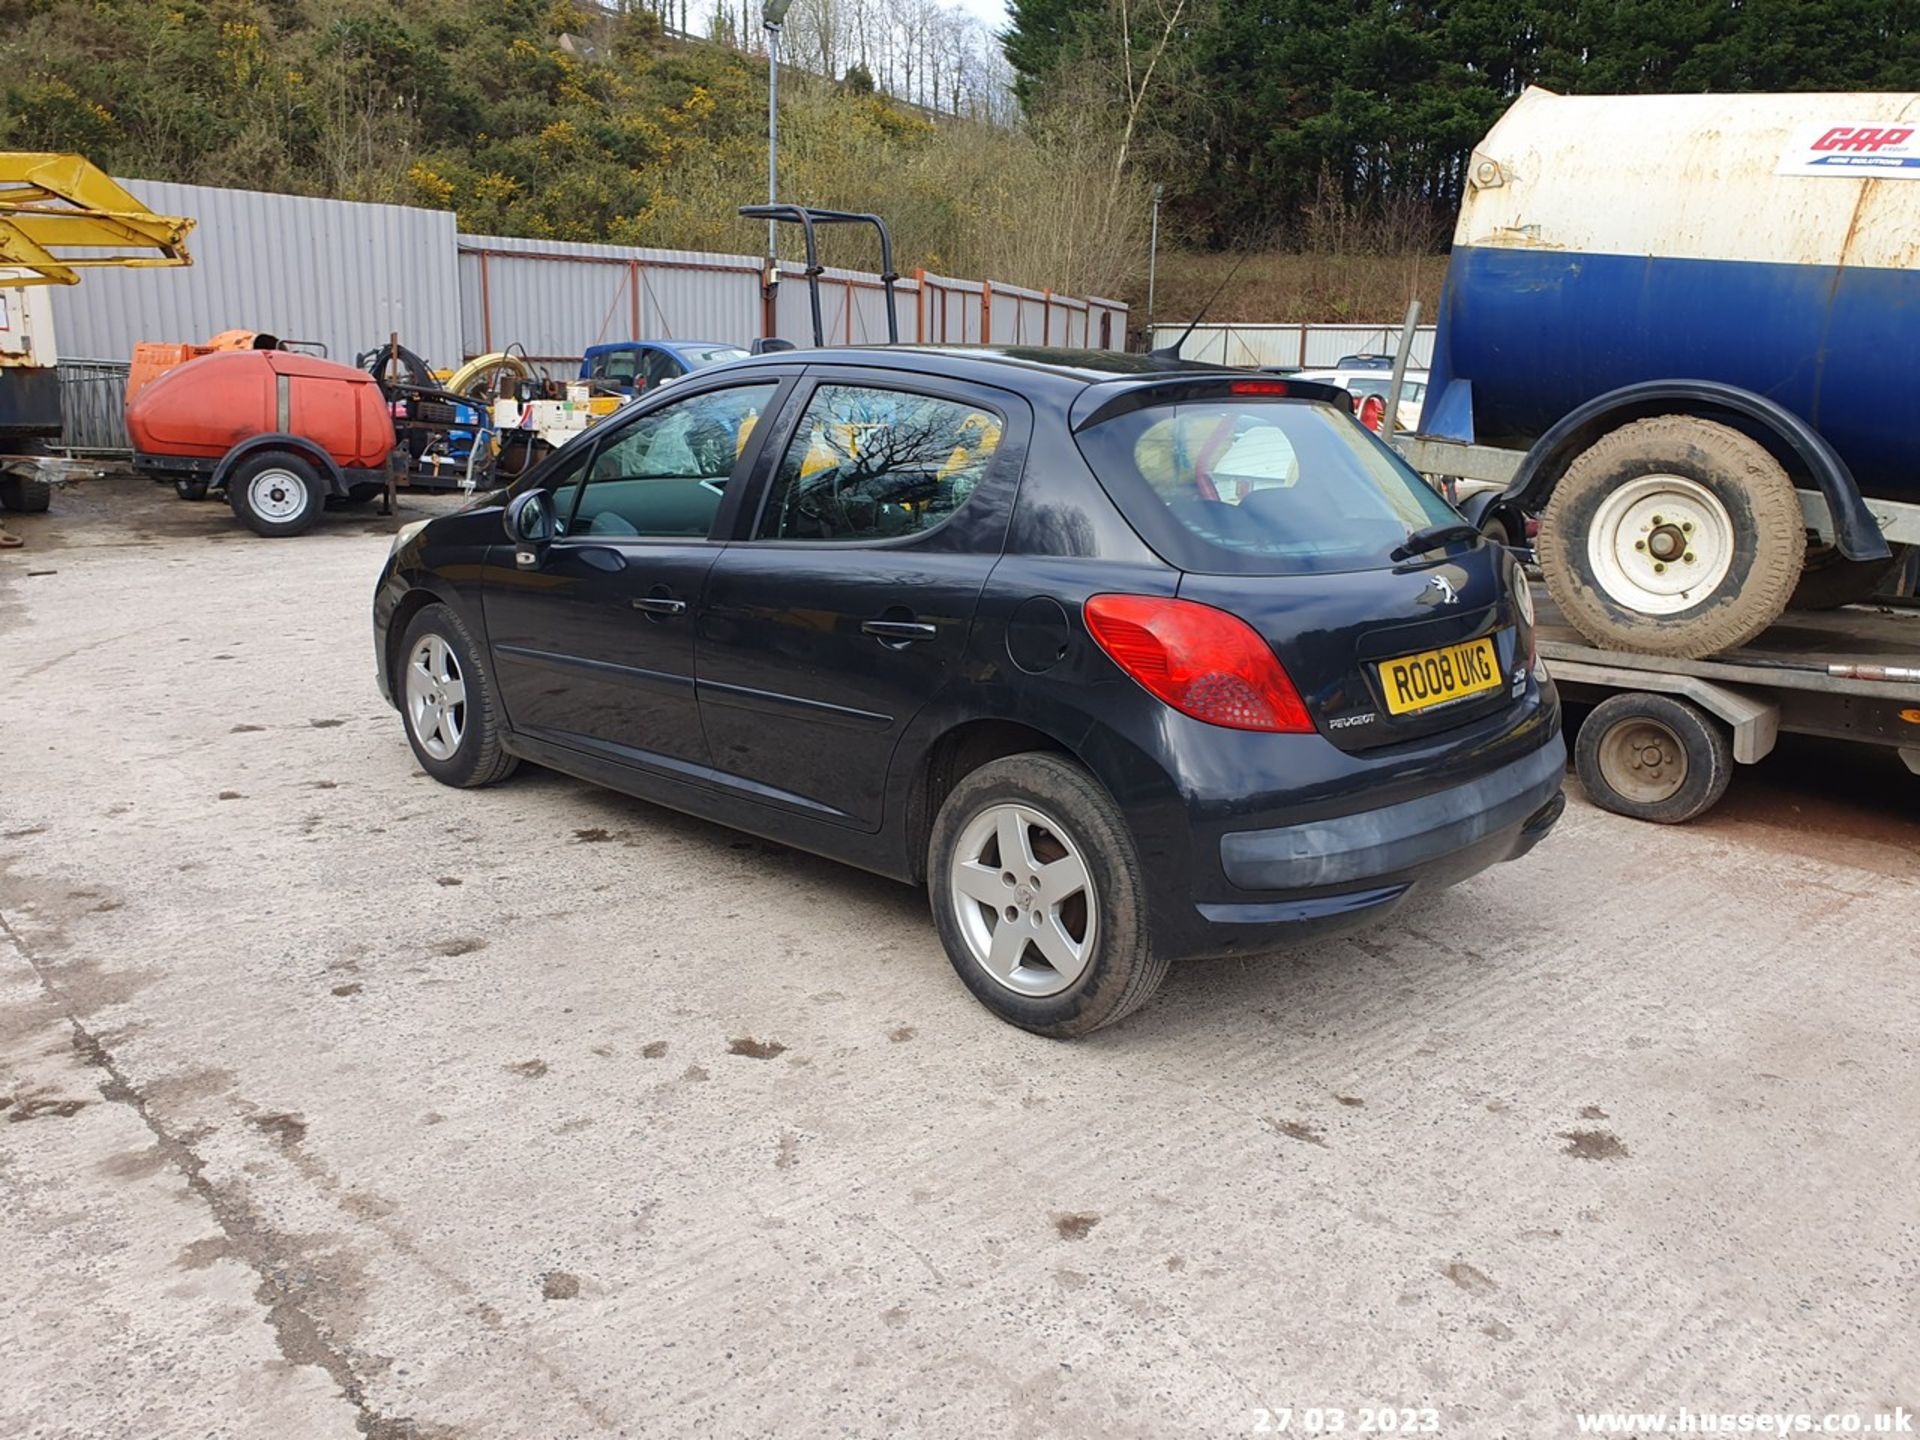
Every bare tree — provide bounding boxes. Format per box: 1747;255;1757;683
685;0;1012;117
1105;0;1189;211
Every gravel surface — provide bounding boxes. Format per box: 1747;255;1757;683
3;478;1916;1439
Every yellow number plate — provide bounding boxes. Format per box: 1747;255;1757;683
1377;636;1502;716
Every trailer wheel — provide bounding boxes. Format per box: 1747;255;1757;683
1789;544;1910;611
1574;692;1732;824
228;450;322;537
174;478;210;501
1539;416;1804;659
0;475;52;513
1;436;53;513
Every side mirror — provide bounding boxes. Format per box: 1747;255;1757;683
504;489;555;567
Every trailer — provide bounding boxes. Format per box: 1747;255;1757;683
1540;587;1920;822
1406;89;1920;660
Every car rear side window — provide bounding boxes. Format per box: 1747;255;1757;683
1074;398;1458;575
754;383;1003;543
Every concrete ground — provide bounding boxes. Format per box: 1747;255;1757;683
2;477;1916;1440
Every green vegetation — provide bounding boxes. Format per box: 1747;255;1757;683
15;0;1915;325
0;0;1143;296
1007;0;1920;250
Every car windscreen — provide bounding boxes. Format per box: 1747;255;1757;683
1073;398;1460;576
683;346;750;368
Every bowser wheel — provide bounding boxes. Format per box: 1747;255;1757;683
1789;544;1911;610
1539;416;1803;658
228;450;322;537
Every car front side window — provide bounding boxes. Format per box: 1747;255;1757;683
552;383;777;540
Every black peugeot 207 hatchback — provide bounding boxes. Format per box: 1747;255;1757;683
373;346;1565;1035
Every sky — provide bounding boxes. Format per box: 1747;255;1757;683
948;0;1011;30
655;0;1011;42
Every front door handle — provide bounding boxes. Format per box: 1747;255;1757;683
862;618;937;643
631;596;687;616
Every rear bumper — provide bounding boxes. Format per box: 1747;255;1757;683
1219;734;1566;890
1168;731;1566;958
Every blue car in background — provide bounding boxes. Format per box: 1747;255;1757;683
581;340;750;397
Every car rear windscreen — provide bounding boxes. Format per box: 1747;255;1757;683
1074;397;1460;575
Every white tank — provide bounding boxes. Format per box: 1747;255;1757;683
1457;87;1920;271
1427;87;1920;501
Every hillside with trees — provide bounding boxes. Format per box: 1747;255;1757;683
8;0;1920;324
1007;0;1920;251
0;0;1144;299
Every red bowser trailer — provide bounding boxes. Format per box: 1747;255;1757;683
126;348;401;536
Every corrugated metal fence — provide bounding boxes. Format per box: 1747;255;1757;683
458;233;1128;370
47;177;1129;448
49;181;462;369
57;360;134;453
1149;322;1436;370
457;236;764;367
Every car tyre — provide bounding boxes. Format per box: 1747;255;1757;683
1478;509;1517;548
228;450;323;537
174;478;210;501
928;752;1166;1037
1574;692;1731;824
1539;416;1804;658
398;603;518;788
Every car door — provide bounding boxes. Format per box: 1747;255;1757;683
696;370;1028;831
482;377;786;776
640;347;685;391
588;346;639;394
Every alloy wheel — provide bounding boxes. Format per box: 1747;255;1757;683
405;634;468;761
947;801;1098;998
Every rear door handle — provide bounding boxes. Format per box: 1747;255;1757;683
631;596;687;616
862;619;937;643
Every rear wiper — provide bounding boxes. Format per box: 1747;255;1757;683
1391;522;1481;562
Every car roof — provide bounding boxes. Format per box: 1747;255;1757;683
584;339;741;355
704;344;1230;397
1298;368;1428;381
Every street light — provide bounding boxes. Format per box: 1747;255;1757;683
1147;183;1164;335
762;0;793;274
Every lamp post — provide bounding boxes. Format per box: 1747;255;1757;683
1147;183;1163;335
762;0;793;269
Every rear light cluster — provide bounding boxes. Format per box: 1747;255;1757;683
1083;594;1313;733
1511;558;1541;675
